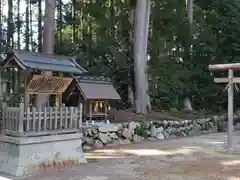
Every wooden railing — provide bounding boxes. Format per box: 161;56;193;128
2;103;83;137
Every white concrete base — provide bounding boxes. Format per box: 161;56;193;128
0;133;87;176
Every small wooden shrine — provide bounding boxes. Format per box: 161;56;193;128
1;50;87;108
63;76;121;120
0;50;87;177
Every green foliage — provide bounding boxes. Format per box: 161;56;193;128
53;0;240;112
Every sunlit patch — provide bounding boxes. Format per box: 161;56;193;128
85;155;124;159
0;176;12;180
228;176;240;180
90;148;195;158
94;149;117;153
221;160;240;166
209;141;225;144
182;146;202;149
82;176;108;180
174;148;195;154
121;149;171;156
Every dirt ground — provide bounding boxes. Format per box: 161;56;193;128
5;132;240;180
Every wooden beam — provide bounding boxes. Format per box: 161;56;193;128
24;70;31;109
227;69;234;151
214;77;240;83
55;93;62;107
209;63;240;71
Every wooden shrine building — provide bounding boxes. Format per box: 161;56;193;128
0;50;88;177
1;50;87;107
63;76;121;120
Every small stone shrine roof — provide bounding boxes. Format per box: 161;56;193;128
2;50;87;74
74;76;121;100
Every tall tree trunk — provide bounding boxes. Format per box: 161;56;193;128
0;0;2;100
57;0;63;45
72;0;76;42
133;0;148;114
143;0;151;111
17;0;21;49
110;0;115;37
42;0;56;54
36;0;56;106
38;0;42;52
7;0;14;51
128;5;135;109
0;0;2;54
30;2;34;50
25;0;30;50
187;0;193;55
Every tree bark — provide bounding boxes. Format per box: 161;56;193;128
57;0;63;45
72;0;76;42
30;2;34;50
7;0;14;51
42;0;56;54
17;0;21;49
133;0;148;114
38;0;42;52
143;0;151;111
36;0;56;107
128;5;135;109
0;0;2;55
25;0;30;50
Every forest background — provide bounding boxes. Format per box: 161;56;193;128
0;0;238;113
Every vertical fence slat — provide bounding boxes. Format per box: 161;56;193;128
2;104;83;136
70;107;73;128
9;110;12;130
49;107;53;130
5;108;8;130
79;104;82;128
11;111;14;131
11;110;14;131
9;110;11;131
18;103;24;133
8;109;11;130
60;107;63;129
2;103;6;131
54;107;58;129
17;103;24;132
26;107;30;131
43;107;47;131
64;107;68;129
32;107;36;131
38;107;41;131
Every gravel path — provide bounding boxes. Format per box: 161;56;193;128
4;132;240;180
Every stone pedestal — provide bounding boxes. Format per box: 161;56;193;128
0;133;87;176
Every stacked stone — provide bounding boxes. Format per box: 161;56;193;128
82;117;219;151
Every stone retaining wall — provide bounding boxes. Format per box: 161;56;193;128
82;116;224;150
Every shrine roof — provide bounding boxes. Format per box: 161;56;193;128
2;50;87;74
73;76;121;100
209;63;240;71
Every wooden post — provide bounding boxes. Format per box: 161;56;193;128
2;103;6;131
212;70;236;152
89;101;92;121
56;72;63;107
24;71;30;109
79;103;82;128
56;93;62;107
104;101;107;119
228;69;234;152
18;103;24;133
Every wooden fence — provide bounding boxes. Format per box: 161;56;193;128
2;103;83;137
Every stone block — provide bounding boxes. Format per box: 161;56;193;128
0;133;86;177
